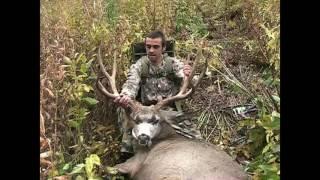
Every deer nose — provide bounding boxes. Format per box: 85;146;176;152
138;134;150;145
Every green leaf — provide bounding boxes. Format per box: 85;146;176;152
271;111;280;119
80;63;88;74
105;166;119;175
216;45;223;49
239;119;256;128
82;97;99;105
86;58;95;67
267;156;278;164
265;174;280;180
79;135;84;144
48;169;59;177
262;143;272;154
63;56;72;64
63;163;71;171
82;84;92;92
85;154;101;178
67;120;80;128
272;144;280;153
258;163;280;180
259;114;280;131
76;53;86;63
75;175;86;180
258;164;278;173
88;177;103;180
69;163;85;175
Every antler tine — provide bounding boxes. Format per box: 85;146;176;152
112;51;117;81
191;53;208;89
96;45;141;112
155;48;206;110
96;45;120;98
180;54;198;93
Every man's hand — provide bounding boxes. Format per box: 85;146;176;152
114;95;131;108
183;64;192;77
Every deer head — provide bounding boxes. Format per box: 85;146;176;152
96;45;207;147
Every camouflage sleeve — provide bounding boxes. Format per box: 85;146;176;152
171;57;185;79
120;59;144;98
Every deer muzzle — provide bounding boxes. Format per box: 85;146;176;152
137;134;150;146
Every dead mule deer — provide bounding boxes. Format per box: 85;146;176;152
96;46;248;180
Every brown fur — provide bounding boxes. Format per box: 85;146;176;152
115;110;248;180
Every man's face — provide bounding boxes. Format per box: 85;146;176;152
145;37;165;64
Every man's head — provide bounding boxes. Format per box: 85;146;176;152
145;30;166;64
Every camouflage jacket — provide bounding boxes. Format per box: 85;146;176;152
121;54;184;106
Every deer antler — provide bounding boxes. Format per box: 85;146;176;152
97;46;119;98
154;48;207;110
96;45;140;111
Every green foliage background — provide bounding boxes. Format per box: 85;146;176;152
40;0;279;179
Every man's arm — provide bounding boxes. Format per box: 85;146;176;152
114;59;144;107
120;59;144;98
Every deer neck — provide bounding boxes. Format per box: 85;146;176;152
153;122;180;142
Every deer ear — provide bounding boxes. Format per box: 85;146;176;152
159;110;183;124
151;114;155;119
121;111;135;128
127;118;135;128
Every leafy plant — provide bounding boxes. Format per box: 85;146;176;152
68;154;103;180
244;97;280;179
175;0;208;38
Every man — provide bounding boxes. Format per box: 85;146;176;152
115;30;202;160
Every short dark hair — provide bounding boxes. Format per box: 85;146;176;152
145;30;166;47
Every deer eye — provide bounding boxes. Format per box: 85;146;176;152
135;115;142;124
149;115;159;124
150;119;159;125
